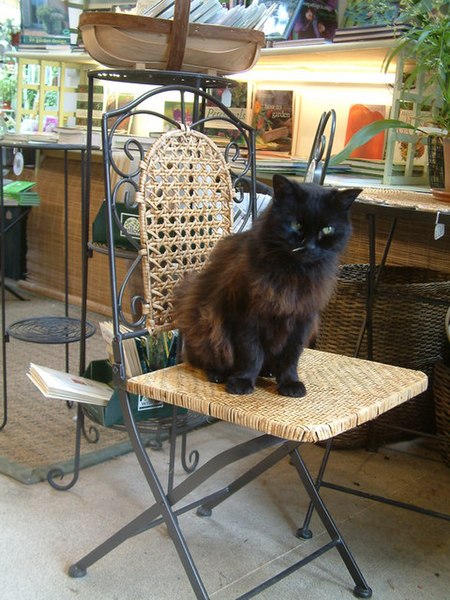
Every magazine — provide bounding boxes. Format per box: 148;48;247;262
28;363;112;406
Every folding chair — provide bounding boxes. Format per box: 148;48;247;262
68;79;427;599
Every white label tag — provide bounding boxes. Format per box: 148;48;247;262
434;212;445;240
137;395;164;411
435;223;445;240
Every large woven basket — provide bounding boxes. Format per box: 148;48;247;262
79;0;265;74
316;264;450;448
433;360;450;466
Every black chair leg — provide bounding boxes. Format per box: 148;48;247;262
290;446;372;599
70;391;209;599
296;438;333;539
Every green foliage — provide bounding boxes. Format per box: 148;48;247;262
329;119;421;166
333;1;450;164
0;62;17;107
343;0;400;27
385;0;450;130
0;18;20;44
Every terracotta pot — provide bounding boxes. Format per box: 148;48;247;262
443;137;450;191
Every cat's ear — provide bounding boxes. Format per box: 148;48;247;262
272;174;297;203
335;187;362;210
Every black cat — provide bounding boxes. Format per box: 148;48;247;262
174;174;361;396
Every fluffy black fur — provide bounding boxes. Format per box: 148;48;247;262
174;174;361;396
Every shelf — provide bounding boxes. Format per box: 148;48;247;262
6;50;96;64
261;39;396;59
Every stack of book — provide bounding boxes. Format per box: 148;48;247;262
333;25;410;44
2;181;41;206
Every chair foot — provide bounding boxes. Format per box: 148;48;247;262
196;506;212;517
353;585;372;598
69;564;87;578
296;526;313;539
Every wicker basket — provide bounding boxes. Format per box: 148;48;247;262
433;361;450;466
79;1;265;74
316;265;450;448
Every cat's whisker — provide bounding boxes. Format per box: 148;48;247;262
292;246;305;253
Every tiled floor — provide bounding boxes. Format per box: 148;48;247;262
1;421;449;600
1;288;449;599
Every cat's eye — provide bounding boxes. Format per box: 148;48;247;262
320;226;335;236
291;221;303;233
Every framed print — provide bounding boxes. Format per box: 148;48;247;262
260;0;304;40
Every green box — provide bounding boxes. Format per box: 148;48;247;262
83;360;183;427
92;201;139;250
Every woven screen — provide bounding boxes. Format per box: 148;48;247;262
136;128;234;335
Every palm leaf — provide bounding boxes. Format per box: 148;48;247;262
329;119;422;166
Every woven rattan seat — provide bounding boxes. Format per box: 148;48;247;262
128;349;427;443
69;86;429;600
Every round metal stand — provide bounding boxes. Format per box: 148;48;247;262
7;316;96;344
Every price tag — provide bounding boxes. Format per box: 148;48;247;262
13;150;24;176
434;212;445;240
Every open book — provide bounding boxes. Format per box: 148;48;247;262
27;363;112;406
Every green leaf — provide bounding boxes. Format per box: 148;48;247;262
329;119;422;166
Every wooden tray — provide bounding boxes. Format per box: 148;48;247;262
79;6;265;75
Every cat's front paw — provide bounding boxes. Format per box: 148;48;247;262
226;377;254;395
207;371;226;384
278;380;306;397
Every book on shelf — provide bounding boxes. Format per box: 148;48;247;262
20;0;71;46
2;181;41;206
54;127;102;147
259;0;303;40
27;363;112;406
252;89;294;154
342;158;424;177
333;25;410;43
204;82;250;147
391;108;432;167
76;84;104;129
272;37;332;48
290;0;338;42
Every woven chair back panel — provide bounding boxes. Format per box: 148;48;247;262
136;129;234;335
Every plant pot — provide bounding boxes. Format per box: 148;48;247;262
428;136;445;189
443;137;450;191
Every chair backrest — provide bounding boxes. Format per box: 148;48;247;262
136;128;235;335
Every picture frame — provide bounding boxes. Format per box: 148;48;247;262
260;0;305;40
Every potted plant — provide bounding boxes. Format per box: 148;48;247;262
0;69;16;109
331;0;450;190
0;18;20;47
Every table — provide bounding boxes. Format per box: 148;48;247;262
315;186;450;523
0;139;94;431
